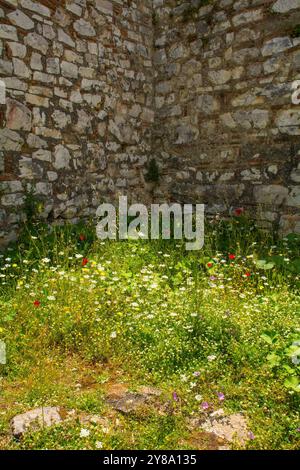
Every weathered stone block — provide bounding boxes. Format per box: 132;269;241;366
74;19;96;37
6;98;32;131
54;145;71;170
7;42;27;58
24;33;49;54
272;0;300;14
0;24;18;41
262;37;293;57
7;9;34;30
0;59;13;75
20;0;50;17
61;61;78;79
255;185;288;205
276;110;300;135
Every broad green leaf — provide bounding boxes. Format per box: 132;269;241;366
256;260;275;270
286;346;300;358
266;353;281;368
261;331;278;345
283;365;295;374
284;376;300;392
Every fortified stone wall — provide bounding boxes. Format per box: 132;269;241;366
1;0;300;246
0;0;154;244
153;0;300;233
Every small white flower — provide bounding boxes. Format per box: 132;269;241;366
110;332;117;339
47;296;56;301
96;441;103;449
195;395;203;402
42;258;51;264
80;428;90;438
75;254;83;259
207;355;217;362
150;283;158;289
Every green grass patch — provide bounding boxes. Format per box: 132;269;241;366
0;218;299;449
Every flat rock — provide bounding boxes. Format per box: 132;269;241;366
106;393;149;414
106;385;162;414
11;407;63;438
196;410;250;446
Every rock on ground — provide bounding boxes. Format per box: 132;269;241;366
187;409;250;447
11;406;63;438
105;385;162;414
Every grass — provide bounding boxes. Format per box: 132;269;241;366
0;216;299;450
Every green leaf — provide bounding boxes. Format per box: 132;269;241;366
261;334;273;345
266;353;281;368
290;259;300;275
261;331;278;345
255;260;275;270
269;255;286;267
284;376;300;392
283;365;295;374
286;346;300;358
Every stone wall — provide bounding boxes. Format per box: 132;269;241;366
0;0;154;244
153;0;300;233
1;0;300;246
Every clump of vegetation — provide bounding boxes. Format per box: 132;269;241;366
152;11;158;26
0;215;299;449
145;158;160;184
23;186;44;225
292;25;300;38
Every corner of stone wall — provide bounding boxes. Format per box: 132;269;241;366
152;0;300;235
0;0;155;247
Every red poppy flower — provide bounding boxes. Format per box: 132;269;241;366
34;300;41;307
234;208;244;217
82;258;89;267
229;254;236;260
79;234;86;241
207;262;213;268
245;272;251;277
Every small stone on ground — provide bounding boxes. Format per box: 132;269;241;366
11;407;63;438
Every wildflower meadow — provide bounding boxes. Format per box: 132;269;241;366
0;215;299;450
